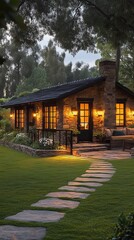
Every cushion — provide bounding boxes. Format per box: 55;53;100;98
104;128;112;137
126;128;134;135
112;130;125;136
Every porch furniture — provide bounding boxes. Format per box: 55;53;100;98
104;128;134;149
123;138;134;151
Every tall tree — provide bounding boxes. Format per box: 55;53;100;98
41;40;67;85
15;66;47;95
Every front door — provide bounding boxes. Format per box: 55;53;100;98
77;100;93;142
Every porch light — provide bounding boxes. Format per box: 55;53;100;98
71;107;78;116
10;110;13;118
97;110;103;117
33;112;37;118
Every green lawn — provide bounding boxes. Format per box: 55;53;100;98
0;146;134;240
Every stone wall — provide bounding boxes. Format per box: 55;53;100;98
63;83;104;134
0;141;70;157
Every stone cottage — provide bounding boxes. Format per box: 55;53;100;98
2;60;134;143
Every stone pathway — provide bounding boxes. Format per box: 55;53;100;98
0;160;116;239
80;150;131;160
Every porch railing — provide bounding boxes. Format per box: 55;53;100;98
28;129;73;155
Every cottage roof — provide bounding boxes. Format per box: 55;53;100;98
1;76;134;108
2;76;105;107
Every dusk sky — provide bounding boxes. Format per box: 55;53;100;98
40;35;101;67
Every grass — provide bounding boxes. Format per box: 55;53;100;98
0;146;134;239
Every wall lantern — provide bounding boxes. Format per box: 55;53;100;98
33;106;39;118
10;110;13;118
132;111;134;116
33;112;37;118
97;110;103;117
71;107;78;116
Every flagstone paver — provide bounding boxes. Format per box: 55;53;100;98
91;164;113;167
0;225;46;240
46;191;89;199
75;177;110;182
6;210;65;223
32;198;79;209
81;173;113;178
86;169;115;174
59;185;96;192
68;181;103;187
89;167;116;170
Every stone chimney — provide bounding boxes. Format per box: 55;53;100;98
99;60;116;128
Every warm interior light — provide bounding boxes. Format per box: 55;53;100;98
10;113;13;118
33;113;37;117
71;107;78;116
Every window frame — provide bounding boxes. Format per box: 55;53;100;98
15;108;25;129
116;99;126;127
43;104;57;130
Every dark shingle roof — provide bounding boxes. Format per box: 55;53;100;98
2;76;105;107
2;77;134;108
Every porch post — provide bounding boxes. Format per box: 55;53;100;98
24;105;29;133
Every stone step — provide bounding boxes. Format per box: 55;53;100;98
75;177;110;183
0;225;46;240
58;185;96;192
68;181;103;187
46;191;89;199
81;173;113;178
32;198;79;209
76;146;108;153
73;143;108;149
6;210;65;223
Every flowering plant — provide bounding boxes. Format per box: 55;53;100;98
39;137;53;149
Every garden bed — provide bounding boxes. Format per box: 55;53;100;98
0;141;70;157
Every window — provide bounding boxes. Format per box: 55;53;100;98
79;103;89;130
44;106;57;129
15;109;24;128
116;103;125;126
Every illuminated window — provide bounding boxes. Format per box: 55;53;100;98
116;103;125;126
44;106;57;129
80;103;89;130
15;109;24;129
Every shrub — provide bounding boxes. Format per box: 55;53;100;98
2;131;18;142
110;213;134;240
0;119;12;132
0;129;5;139
12;133;32;146
31;141;40;149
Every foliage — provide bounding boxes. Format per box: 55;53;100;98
0;129;5;139
12;132;32;146
2;131;18;142
41;40;67;85
15;66;47;95
0;119;12;132
97;42;134;91
110;213;134;240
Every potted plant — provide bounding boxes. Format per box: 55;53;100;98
72;129;80;144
